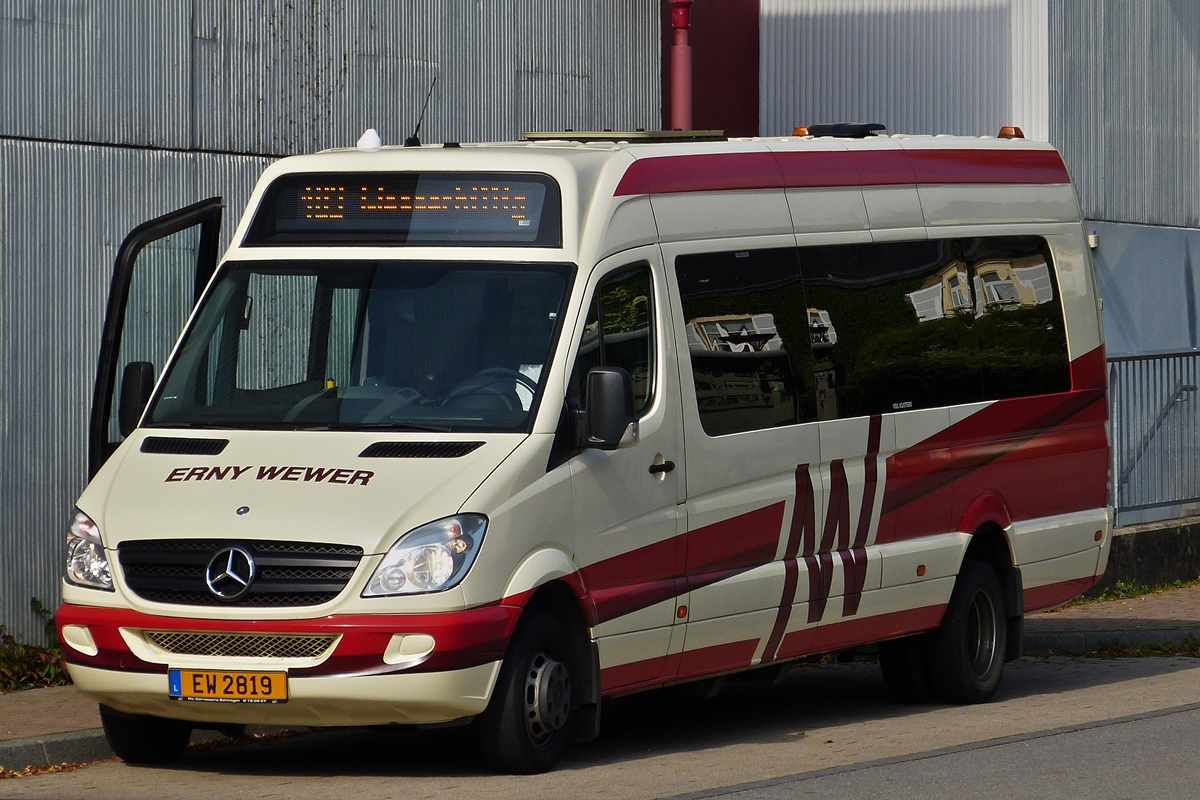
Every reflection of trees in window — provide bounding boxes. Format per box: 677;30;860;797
675;237;1071;433
799;240;983;417
573;265;655;412
964;238;1070;399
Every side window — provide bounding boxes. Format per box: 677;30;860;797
796;240;983;418
964;236;1071;399
572;265;655;413
675;248;810;436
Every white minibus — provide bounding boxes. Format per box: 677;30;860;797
58;126;1111;773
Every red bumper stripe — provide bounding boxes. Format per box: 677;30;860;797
56;603;520;676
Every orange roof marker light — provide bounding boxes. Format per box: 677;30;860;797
999;125;1026;139
793;126;809;136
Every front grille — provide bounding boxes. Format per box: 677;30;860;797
143;630;338;659
118;539;363;607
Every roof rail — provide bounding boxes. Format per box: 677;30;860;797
524;129;726;143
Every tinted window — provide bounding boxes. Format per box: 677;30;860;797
675;248;809;435
964;236;1071;399
572;265;655;413
797;240;983;418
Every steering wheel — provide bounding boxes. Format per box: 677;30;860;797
443;368;538;411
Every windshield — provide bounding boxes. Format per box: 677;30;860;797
148;260;574;432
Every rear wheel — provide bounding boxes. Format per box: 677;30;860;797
99;705;192;764
923;560;1008;703
476;612;574;774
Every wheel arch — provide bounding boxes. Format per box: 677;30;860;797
962;521;1024;663
501;552;601;743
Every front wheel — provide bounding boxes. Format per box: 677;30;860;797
923;560;1008;703
475;612;574;774
99;705;192;764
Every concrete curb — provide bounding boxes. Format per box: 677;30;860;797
0;728;111;772
1024;628;1200;655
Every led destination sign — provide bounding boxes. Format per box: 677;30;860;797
246;172;561;247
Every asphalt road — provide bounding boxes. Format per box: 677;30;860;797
4;656;1200;800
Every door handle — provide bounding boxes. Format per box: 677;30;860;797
648;460;676;475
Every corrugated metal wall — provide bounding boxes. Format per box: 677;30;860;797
759;0;1049;140
1;0;659;153
0;141;271;643
1050;0;1200;227
0;1;659;642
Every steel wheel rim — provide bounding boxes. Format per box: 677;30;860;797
523;650;570;746
967;589;998;681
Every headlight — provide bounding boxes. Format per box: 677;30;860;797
363;515;487;597
66;509;113;591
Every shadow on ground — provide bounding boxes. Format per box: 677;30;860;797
152;655;1200;780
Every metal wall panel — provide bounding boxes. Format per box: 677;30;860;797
1088;220;1200;358
0;140;270;642
2;1;660;154
759;0;1049;140
1050;1;1200;227
0;2;192;148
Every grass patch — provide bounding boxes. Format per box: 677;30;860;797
0;599;71;693
1091;635;1200;659
1067;576;1200;606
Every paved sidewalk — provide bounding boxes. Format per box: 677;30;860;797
1024;582;1200;654
4;584;1200;774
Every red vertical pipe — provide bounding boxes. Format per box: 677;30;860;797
669;0;693;130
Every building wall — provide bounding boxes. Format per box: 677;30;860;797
0;0;660;643
759;0;1049;141
1051;0;1200;228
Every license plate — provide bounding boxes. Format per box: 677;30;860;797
168;669;288;703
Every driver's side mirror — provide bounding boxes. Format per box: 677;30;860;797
582;367;639;450
118;361;156;437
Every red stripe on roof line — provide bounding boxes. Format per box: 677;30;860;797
613;148;1069;196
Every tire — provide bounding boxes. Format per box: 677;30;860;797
922;560;1008;704
878;634;933;703
99;705;192;764
476;612;575;774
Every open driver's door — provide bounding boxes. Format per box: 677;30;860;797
88;198;223;477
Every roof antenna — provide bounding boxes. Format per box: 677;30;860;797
404;77;438;148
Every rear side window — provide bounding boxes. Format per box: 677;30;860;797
797;239;983;418
675;248;809;436
674;236;1072;435
964;236;1071;400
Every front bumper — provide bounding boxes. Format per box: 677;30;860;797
57;601;519;725
67;661;501;726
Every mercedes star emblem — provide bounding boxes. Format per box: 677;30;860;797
205;546;256;601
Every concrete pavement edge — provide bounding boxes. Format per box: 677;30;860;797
0;728;111;773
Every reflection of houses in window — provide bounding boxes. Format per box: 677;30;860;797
973;257;1054;316
684;312;797;435
808;308;838;348
905;263;972;323
686;313;783;352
